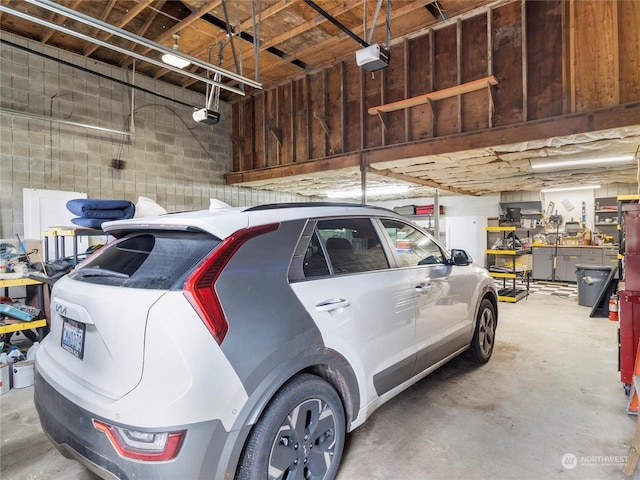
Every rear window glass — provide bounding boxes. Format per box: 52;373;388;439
68;231;219;289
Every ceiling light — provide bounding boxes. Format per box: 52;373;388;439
530;154;634;171
540;185;601;193
161;34;191;69
326;185;410;199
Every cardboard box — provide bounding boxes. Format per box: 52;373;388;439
0;238;43;265
496;254;533;272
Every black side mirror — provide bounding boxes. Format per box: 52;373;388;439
450;249;471;266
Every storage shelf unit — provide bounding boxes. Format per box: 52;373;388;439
618;195;640;279
486;226;531;303
594;196;619;233
498;201;543;231
43;227;107;266
0;277;48;341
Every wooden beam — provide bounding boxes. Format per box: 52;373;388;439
182;0;359;87
226;101;640;187
368;75;499;115
365;101;640;164
226;153;362;184
521;0;528;122
84;0;155;57
40;0;82;44
314;113;329;136
269;127;282;147
368;167;477;196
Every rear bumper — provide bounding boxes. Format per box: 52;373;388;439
34;369;248;479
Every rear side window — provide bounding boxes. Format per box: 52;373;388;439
311;218;389;276
68;231;219;289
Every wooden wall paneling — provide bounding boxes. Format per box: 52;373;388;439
569;0;576;112
293;78;309;162
561;0;570;114
278;83;292;164
265;88;278;167
487;8;494;127
429;30;436;136
526;0;565;120
385;40;406;146
461;13;488;132
492;1;523;126
255;93;266;169
433;24;458;137
341;62;347;154
364;69;383;149
572;0;619;111
344;60;362;154
309;72;327;159
231;102;240;171
457;18;462;134
290;80;297;163
380;69;387;147
360;67;366;150
403;38;409;143
306;76;312;161
407;33;432;141
521;0;527;121
619;0;640;104
242;98;254;170
326;64;343;155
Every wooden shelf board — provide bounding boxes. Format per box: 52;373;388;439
368;75;498;115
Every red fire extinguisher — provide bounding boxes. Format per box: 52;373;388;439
609;294;619;321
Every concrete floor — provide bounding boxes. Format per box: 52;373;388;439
1;292;639;480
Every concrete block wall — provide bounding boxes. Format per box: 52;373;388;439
0;32;313;238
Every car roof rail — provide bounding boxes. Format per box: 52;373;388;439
244;202;395;214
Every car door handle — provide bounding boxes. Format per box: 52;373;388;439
315;298;350;312
414;282;431;293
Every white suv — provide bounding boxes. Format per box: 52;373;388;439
35;202;498;480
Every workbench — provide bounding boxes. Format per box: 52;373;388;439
531;245;619;282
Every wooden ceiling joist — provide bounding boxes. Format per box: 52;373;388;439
369;167;478;196
40;0;82;44
83;0;155;58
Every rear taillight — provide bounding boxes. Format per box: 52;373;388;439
93;419;185;461
184;223;279;344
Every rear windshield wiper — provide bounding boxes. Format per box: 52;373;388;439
73;267;130;279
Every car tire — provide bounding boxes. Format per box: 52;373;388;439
236;373;346;480
463;298;496;364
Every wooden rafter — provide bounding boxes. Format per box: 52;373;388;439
40;0;82;44
80;0;116;57
184;1;416;91
137;1;222;56
123;1;165;56
257;1;430;78
84;0;155;57
164;0;302;84
368;167;477;196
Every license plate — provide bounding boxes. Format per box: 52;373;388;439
61;318;86;359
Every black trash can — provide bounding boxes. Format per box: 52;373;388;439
575;265;612;307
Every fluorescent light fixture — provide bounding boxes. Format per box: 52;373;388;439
162;34;191;69
326;185;411;199
162;53;191;69
540;185;601;193
531;154;634;171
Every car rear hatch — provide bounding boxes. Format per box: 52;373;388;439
40;229;220;400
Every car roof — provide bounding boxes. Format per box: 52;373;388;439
102;202;400;239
